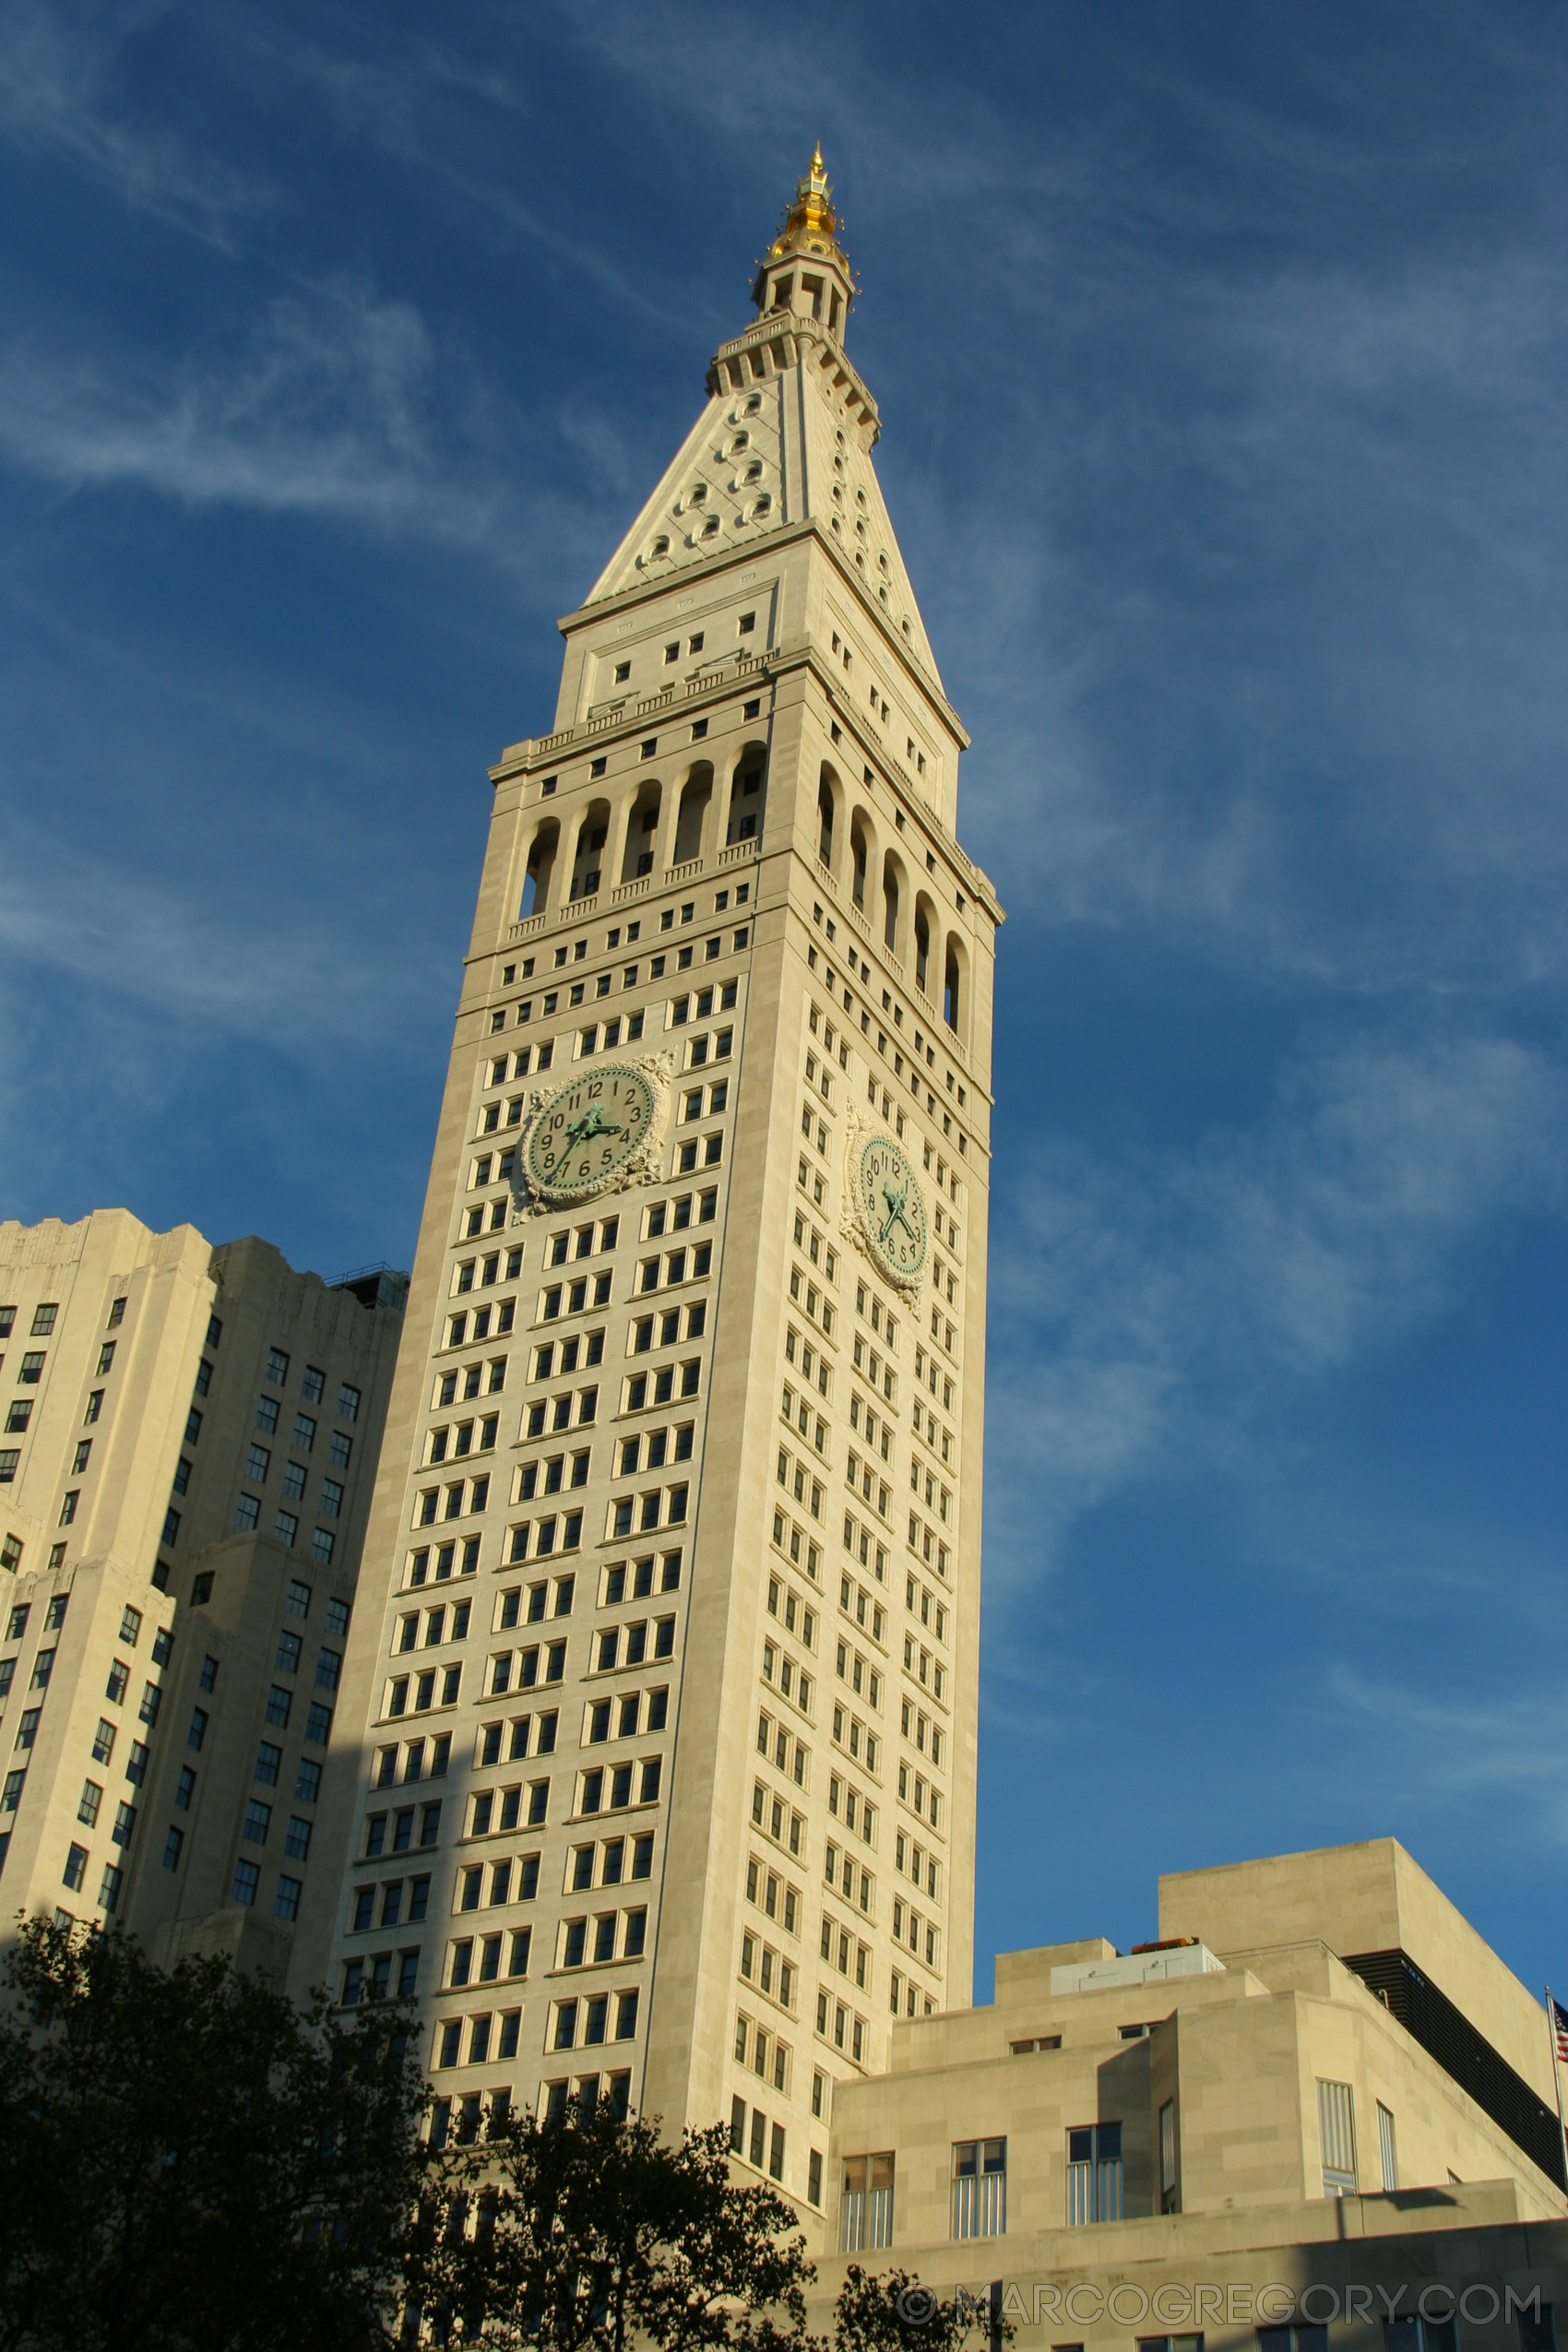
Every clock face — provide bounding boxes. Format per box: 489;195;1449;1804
857;1134;927;1286
524;1064;658;1202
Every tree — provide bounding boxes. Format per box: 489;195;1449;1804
832;2266;1016;2352
411;2100;817;2352
0;1915;429;2352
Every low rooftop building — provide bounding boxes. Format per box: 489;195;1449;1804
812;1840;1566;2352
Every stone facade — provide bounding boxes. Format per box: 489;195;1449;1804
301;152;1001;2212
812;1841;1567;2335
0;1209;402;1978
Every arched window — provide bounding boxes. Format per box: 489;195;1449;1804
728;751;767;845
569;800;611;903
944;941;961;1032
672;766;713;864
620;786;660;884
850;817;869;910
818;778;835;869
520;819;559;919
914;904;932;993
882;854;901;956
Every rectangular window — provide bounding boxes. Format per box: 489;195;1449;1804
1376;2101;1396;2193
952;2138;1006;2239
1159;2097;1177;2211
232;1859;260;1906
1066;2121;1123;2225
1318;2080;1356;2195
839;2152;895;2252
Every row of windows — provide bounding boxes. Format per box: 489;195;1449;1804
254;1742;324;1802
636;1241;712;1294
260;1686;334;1742
244;1447;347;1509
784;1324;832;1399
387;1665;463;1716
585;1685;668;1743
521;1389;597;1437
846;1451;892;1526
398;1598;474;1651
414;1477;493;1527
740;1929;795;2011
406;1538;481;1585
631;1301;707;1351
426;1416;499;1465
344;1951;421;2004
891;1897;940;1971
745;1853;801;1934
905;1574;948;1641
825;1840;874;1917
449;1927;529;1983
777;1445;824;1523
481;980;735;1090
547;1987;640;2054
755;1710;810;1796
580;1754;663;1813
902;1639;946;1702
483;1640;565;1696
817;1989;870;2066
828;1771;877;1845
728;2095;790;2185
476;1712;557;1766
752;1777;806;1856
832;1702;878;1772
555;1905;647;1969
734;2010;792;2097
760;1636;813;1715
908;1509;951;1581
851;1330;897;1404
787;1262;836;1336
782;1384;829;1456
234;1493;338;1563
849;1390;893;1458
365;1800;445;1851
895;1829;941;1898
458;1848;545;1907
773;1506;824;1583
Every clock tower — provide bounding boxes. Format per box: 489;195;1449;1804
306;150;1000;2217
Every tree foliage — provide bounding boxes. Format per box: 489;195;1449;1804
831;2265;1012;2352
0;1916;427;2352
0;1920;975;2352
414;2101;816;2352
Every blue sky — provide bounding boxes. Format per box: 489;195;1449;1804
1;3;1563;2004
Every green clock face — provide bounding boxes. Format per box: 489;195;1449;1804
524;1064;658;1201
857;1133;927;1286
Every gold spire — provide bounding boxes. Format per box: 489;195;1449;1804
765;142;850;271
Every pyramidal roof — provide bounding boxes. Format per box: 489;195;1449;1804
583;152;945;696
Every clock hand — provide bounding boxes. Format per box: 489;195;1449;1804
879;1177;911;1246
563;1104;624;1153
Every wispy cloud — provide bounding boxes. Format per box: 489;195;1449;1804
982;1028;1568;1585
0;285;510;536
1325;1668;1568;1852
0;0;275;242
